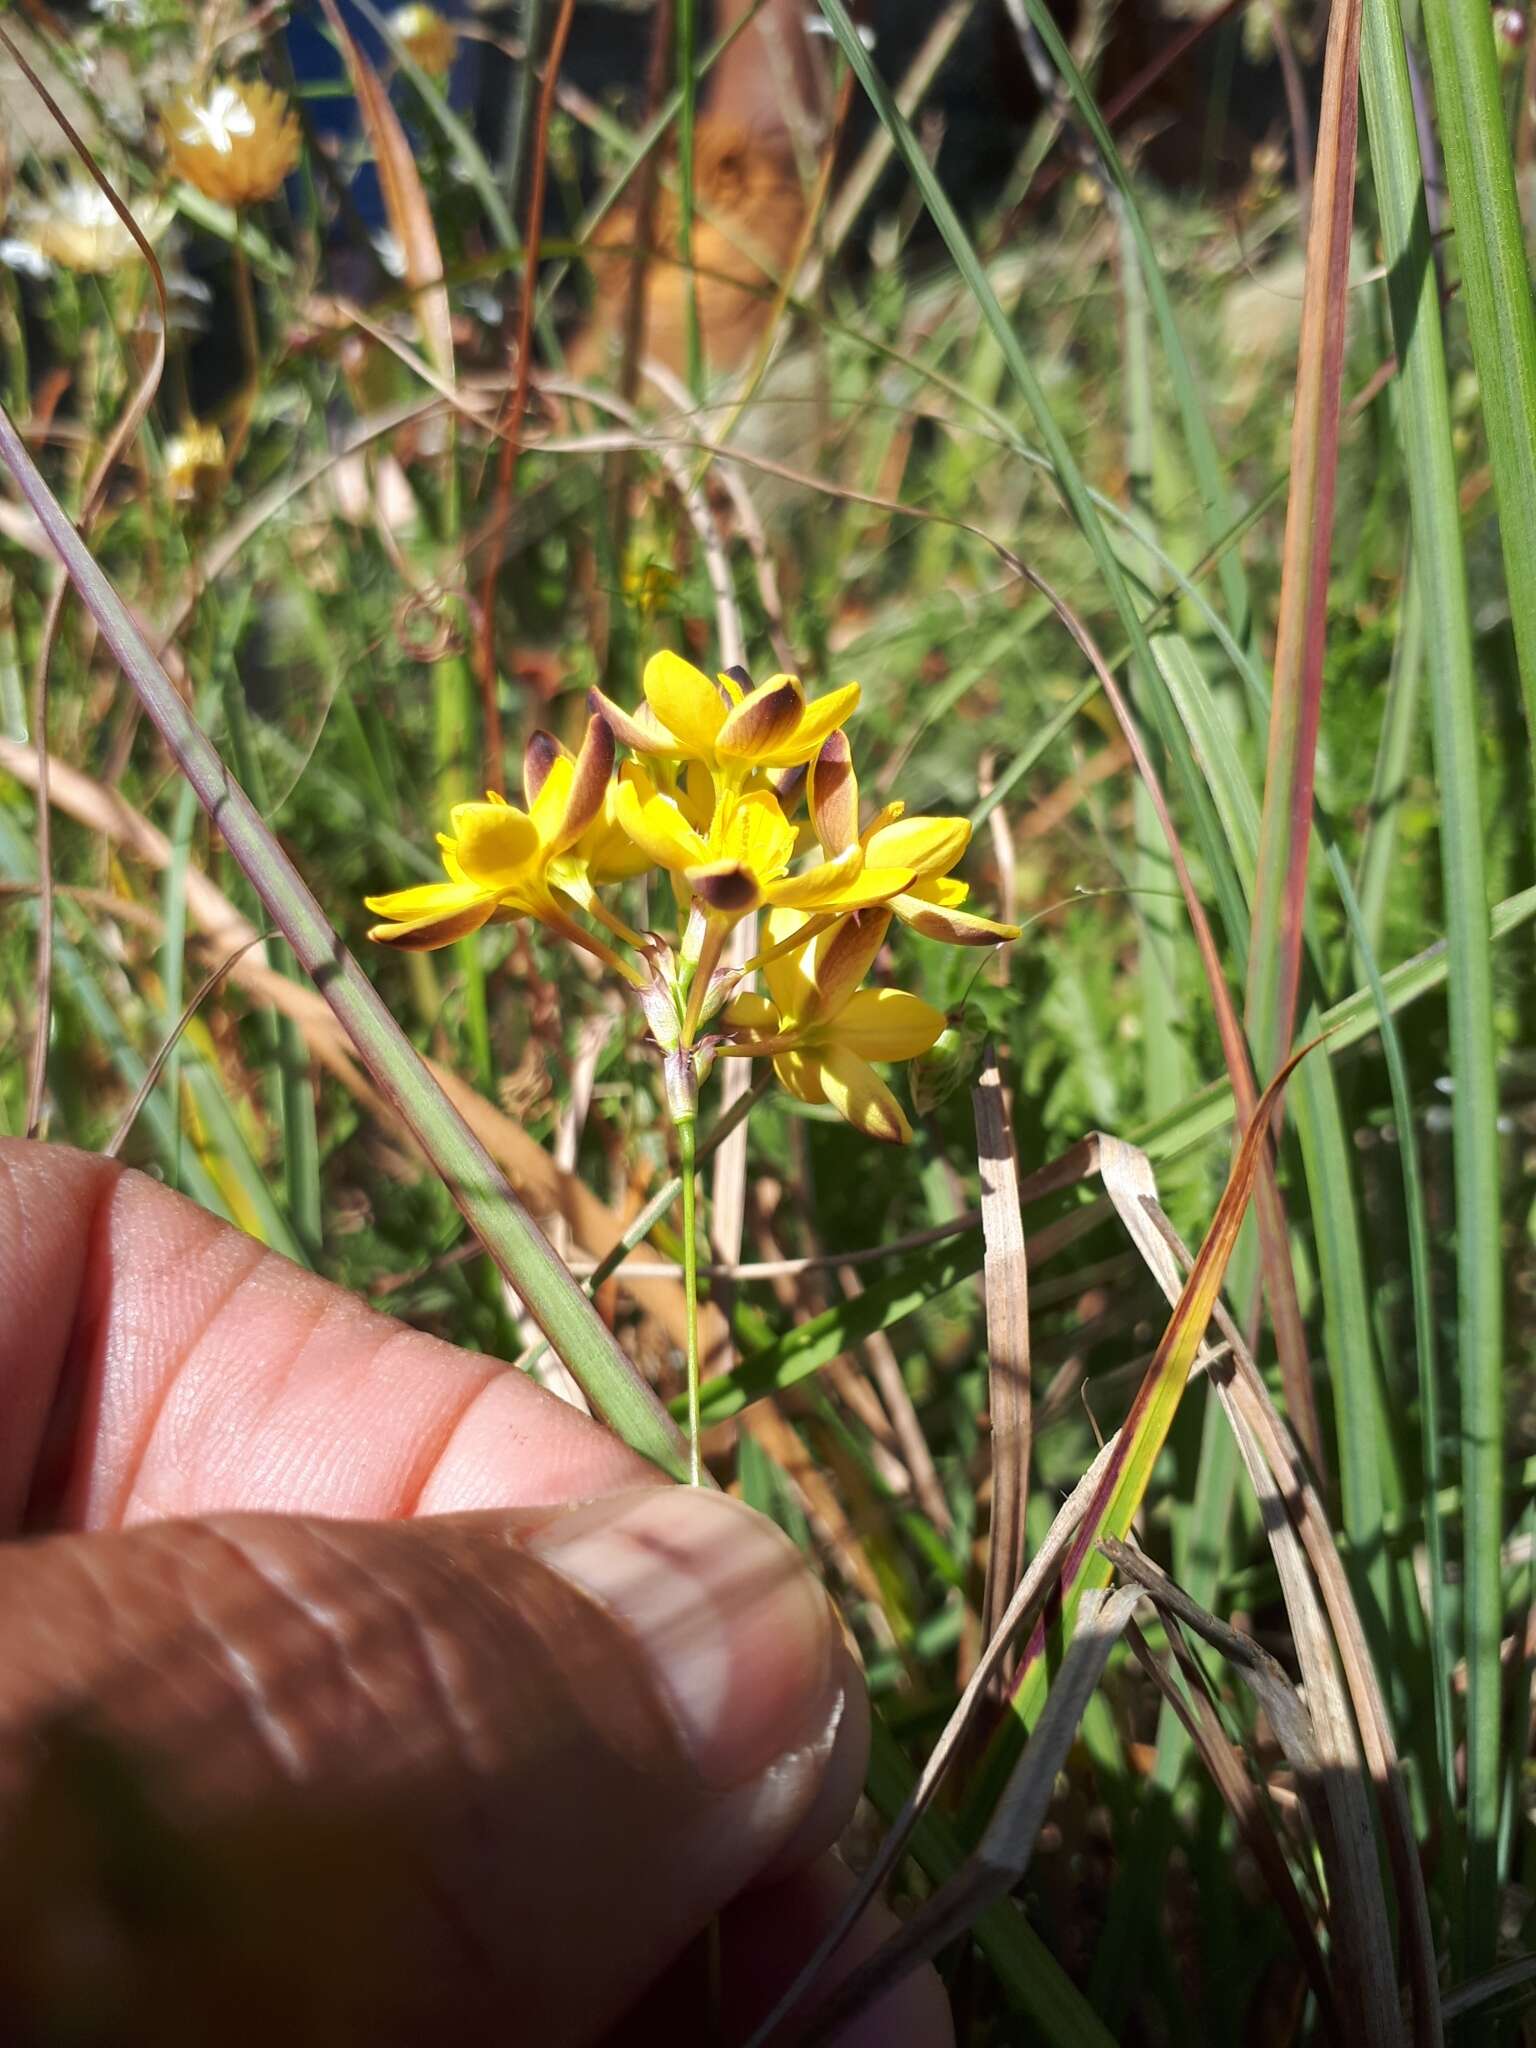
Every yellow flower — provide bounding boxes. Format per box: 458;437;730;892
9;180;170;275
722;908;944;1144
593;652;860;779
162;420;226;501
365;716;632;969
809;731;1020;946
389;2;458;75
615;772;912;918
162;81;301;208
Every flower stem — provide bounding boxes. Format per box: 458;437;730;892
677;1111;703;1486
682;913;729;1040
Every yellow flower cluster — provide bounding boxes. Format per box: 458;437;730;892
366;652;1019;1143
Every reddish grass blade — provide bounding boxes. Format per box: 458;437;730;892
1246;0;1364;1077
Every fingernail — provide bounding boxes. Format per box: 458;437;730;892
530;1487;838;1790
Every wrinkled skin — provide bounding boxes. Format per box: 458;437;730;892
0;1140;952;2048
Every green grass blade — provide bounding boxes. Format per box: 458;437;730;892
1418;0;1536;810
1328;843;1455;1830
1131;883;1535;1166
1362;0;1506;1979
1008;0;1253;649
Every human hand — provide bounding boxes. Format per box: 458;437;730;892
0;1140;951;2046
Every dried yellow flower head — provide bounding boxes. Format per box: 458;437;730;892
162;81;301;208
162;421;227;501
8;180;169;275
389;3;458;76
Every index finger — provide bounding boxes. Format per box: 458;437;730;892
0;1140;656;1535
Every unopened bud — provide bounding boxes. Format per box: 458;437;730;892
638;970;683;1051
663;1047;700;1124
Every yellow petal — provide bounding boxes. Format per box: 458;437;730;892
529;755;575;847
773;1048;828;1107
773;681;861;762
912;875;970;908
364;878;482;920
523;729;564;809
448;801;540;886
766;844;870;911
817;1045;912;1143
809;731;859;852
680;758;717;829
761;906;817;1022
643;650;728;754
710;787;797;880
722;991;780;1035
833;988;946;1061
614;778;708;871
715;674;806;762
892;891;1021;946
366;884;497;950
589;685;673;755
864;813;970;877
552;716;618;851
808;907;893;1020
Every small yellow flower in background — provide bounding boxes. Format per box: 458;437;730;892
8;179;169;275
621;551;680;621
593;652;861;779
365;716;635;972
162;420;226;501
615;771;913;919
809;731;1021;946
722;908;945;1144
389;3;459;76
162;80;301;207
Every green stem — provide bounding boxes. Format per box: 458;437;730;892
678;1111;702;1486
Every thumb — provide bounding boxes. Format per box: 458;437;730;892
0;1488;867;2047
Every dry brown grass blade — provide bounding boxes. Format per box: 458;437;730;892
1118;1607;1339;2040
1094;1134;1409;2046
0;737;714;1358
790;1584;1142;2048
972;1040;1031;1680
316;0;454;382
836;1263;953;1535
1102;1536;1318;1776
